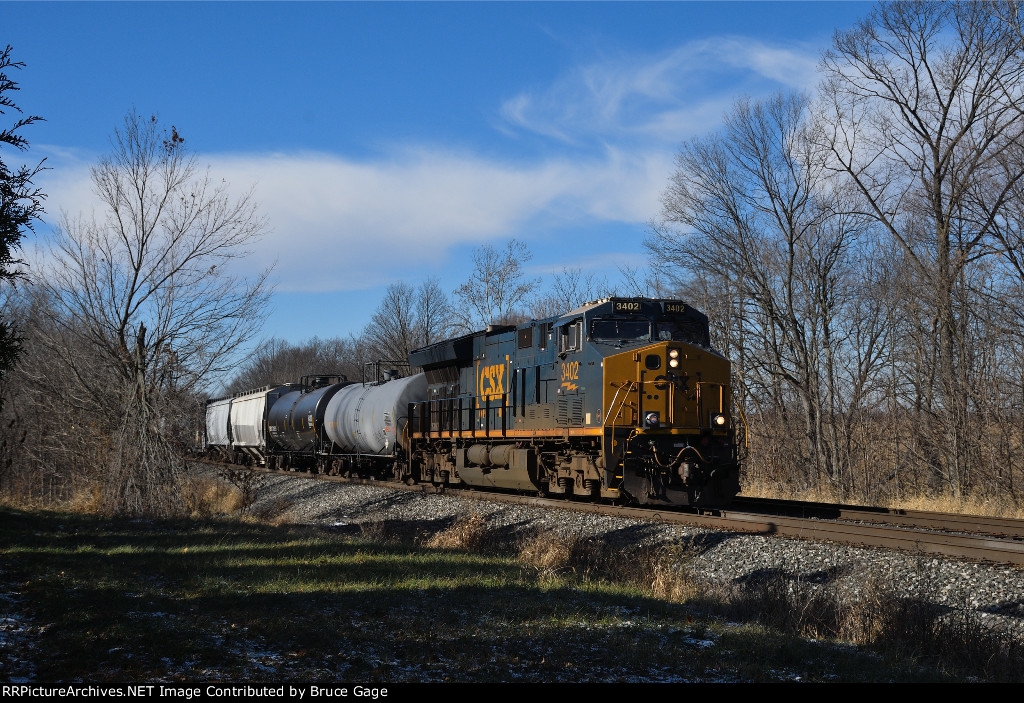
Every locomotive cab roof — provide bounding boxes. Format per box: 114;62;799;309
408;296;712;369
549;297;712;350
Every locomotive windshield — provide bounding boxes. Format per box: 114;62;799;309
655;318;710;347
590;318;651;343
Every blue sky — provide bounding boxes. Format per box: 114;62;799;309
5;1;871;343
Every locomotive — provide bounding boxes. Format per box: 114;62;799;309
205;297;742;507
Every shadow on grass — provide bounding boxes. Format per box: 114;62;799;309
0;506;1008;683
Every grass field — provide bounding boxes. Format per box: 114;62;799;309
1;505;1021;682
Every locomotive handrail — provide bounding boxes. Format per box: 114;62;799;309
410;393;513;439
606;380;639;432
695;381;728;431
609;377;674;428
735;402;749;447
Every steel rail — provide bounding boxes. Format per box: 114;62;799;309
202;461;1024;566
733;496;1024;540
420;487;1024;565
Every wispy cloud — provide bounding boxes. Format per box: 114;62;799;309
499;37;821;145
210;147;674;292
36;145;672;293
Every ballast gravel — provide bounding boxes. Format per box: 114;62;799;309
249;473;1024;640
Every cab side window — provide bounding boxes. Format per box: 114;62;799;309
559;319;582;353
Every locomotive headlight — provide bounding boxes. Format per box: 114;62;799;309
644;411;660;428
668;349;680;359
711;413;727;428
668;358;679;368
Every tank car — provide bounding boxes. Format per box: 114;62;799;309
266;375;350;470
204;370;427;477
320;372;427;475
406;297;740;507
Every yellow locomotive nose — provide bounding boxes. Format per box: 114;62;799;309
602;340;731;434
600;339;737;505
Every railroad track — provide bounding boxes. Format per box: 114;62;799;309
205;461;1024;567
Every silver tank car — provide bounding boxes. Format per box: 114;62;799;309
324;373;427;455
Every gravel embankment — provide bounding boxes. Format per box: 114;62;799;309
250;472;1024;638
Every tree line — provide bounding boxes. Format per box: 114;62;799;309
646;1;1024;505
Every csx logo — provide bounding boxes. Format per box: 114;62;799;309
478;363;507;400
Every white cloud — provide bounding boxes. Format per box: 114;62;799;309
36;145;674;294
499;36;821;145
211;147;676;292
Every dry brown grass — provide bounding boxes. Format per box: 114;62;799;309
740;479;843;504
889;493;1024;519
356;519;395;543
0;474;104;514
741;476;1024;519
63;483;104;513
697;569;1024;680
249;497;297;525
181;476;244;517
424;512;489;551
516;530;574;575
1;464;255;519
407;512;700;601
515;530;699;600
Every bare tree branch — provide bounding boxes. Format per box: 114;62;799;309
33;111;272;515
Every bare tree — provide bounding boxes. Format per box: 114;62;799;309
452;239;540;331
36;111;271;515
531;266;611;319
363;281;418;362
816;0;1024;495
616;263;674;299
361;278;454;362
0;289;113;503
649;92;885;495
225;335;362;394
414;276;452;347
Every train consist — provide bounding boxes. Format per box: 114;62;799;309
205;297;742;507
